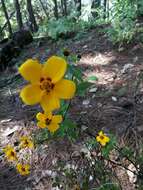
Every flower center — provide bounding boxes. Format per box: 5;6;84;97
45;118;52;125
10;151;15;157
99;135;105;140
40;77;54;94
21;167;26;172
24;140;29;146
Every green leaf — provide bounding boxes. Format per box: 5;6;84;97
76;81;92;96
59;119;78;141
87;75;98;81
58;100;69;115
73;67;83;81
101;135;116;159
97;183;120;190
120;146;134;158
67;64;83;81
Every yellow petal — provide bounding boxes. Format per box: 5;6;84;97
36;112;47;122
16;164;30;176
100;141;106;146
99;131;103;136
105;136;110;143
19;59;42;83
54;79;76;99
52;115;63;123
37;121;47;128
47;123;60;133
52;115;63;124
96;136;100;142
43;56;67;83
40;93;60;112
25;164;30;171
20;84;42;105
45;112;53;119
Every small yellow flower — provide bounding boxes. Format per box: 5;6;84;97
19;56;76;112
3;145;17;161
36;112;62;133
16;163;30;176
96;131;110;146
20;136;34;149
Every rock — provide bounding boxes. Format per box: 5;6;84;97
81;125;88;131
0;30;33;71
127;164;138;184
92;94;96;98
12;29;33;48
89;87;97;93
118;47;125;52
1;125;19;137
82;99;90;105
121;64;134;74
81;111;87;114
133;56;138;63
0;119;12;123
112;96;117;102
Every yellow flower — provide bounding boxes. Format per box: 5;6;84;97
16;163;30;176
36;112;62;133
96;131;110;146
3;145;17;161
20;136;34;149
19;56;76;112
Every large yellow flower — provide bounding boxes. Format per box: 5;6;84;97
19;56;76;112
3;145;17;161
20;136;34;149
96;131;110;147
16;163;30;176
36;112;62;133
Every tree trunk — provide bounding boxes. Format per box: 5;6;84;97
61;0;67;16
1;0;13;36
26;0;38;32
74;0;81;16
53;0;59;19
0;10;15;34
91;0;100;18
39;0;49;18
61;0;64;15
14;0;23;30
63;0;67;16
103;0;107;19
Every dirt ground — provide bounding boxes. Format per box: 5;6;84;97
0;28;143;189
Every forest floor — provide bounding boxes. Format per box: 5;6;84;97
0;27;143;189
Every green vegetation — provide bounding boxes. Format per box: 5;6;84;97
1;0;143;44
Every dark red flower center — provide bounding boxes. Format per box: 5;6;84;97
24;140;29;146
40;77;54;93
99;135;105;140
10;151;15;157
46;118;52;125
21;167;26;172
